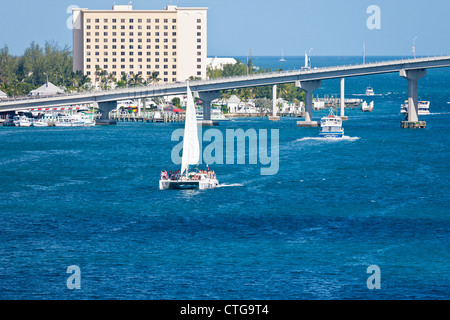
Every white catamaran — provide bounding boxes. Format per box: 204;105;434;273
159;84;219;190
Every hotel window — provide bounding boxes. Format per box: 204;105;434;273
164;52;168;56
129;25;134;30
112;19;117;23
87;38;91;43
172;78;176;82
129;65;134;69
155;19;159;23
104;65;108;69
121;58;125;62
197;58;201;62
87;58;91;62
147;25;151;30
129;45;134;49
147;52;151;56
197;19;201;23
104;25;108;30
164;58;168;62
112;65;116;69
87;25;91;30
87;71;91;75
197;52;201;56
112;26;117;30
86;45;91;49
172;45;177;50
129;52;134;56
155;45;160;49
104;32;108;36
121;19;125;23
147;65;151;68
138;19;142;23
87;65;91;69
147;32;151;36
121;32;125;36
112;39;117;43
156;32;160;36
197;72;201;76
172;19;176;23
164;32;168;36
197;32;201;36
197;39;201;43
172;32;176;36
87;52;91;56
164;71;168;75
95;19;99;23
87;32;91;36
138;32;142;36
121;26;125;30
121;65;125;69
197;26;201;30
129;19;134;23
130;58;134;62
164;78;168;82
172;25;176;30
87;19;91;23
155;58;160;62
155;65;159;69
129;32;134;36
104;52;108;56
147;58;151;62
164;19;168;23
197;45;201;49
155;25;160;30
138;52;143;56
164;26;168;30
164;45;168;50
104;58;108;62
172;71;176;75
172;65;176;69
112;45;117;49
197;65;201;69
147;19;151;23
95;26;99;30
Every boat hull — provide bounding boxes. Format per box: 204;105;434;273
159;179;219;190
319;131;344;138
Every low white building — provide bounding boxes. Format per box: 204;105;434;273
207;57;237;70
0;90;7;100
30;82;64;97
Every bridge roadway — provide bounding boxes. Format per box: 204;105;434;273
1;55;450;126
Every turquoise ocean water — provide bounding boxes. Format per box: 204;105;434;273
0;56;449;299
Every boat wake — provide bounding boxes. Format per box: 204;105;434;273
217;183;244;188
296;136;360;142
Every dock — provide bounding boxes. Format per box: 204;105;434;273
111;112;185;123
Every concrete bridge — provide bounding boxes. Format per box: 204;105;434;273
1;55;450;127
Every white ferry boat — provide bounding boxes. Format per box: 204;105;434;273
365;87;375;96
13;115;33;127
401;101;430;115
54;114;96;127
319;108;344;138
197;107;230;121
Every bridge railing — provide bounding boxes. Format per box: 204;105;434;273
1;55;449;103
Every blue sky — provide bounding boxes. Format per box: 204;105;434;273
0;0;449;57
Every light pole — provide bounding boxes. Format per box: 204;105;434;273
413;36;418;59
43;72;49;85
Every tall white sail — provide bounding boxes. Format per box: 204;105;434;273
180;83;200;175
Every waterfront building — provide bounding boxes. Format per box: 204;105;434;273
29;82;64;97
207;57;237;70
72;5;208;84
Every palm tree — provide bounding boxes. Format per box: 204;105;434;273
129;73;143;87
149;71;161;86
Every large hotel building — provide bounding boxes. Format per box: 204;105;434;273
72;5;207;84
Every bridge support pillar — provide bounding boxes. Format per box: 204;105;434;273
400;69;427;128
95;101;117;125
197;91;221;126
269;85;280;121
340;78;348;120
295;80;321;127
